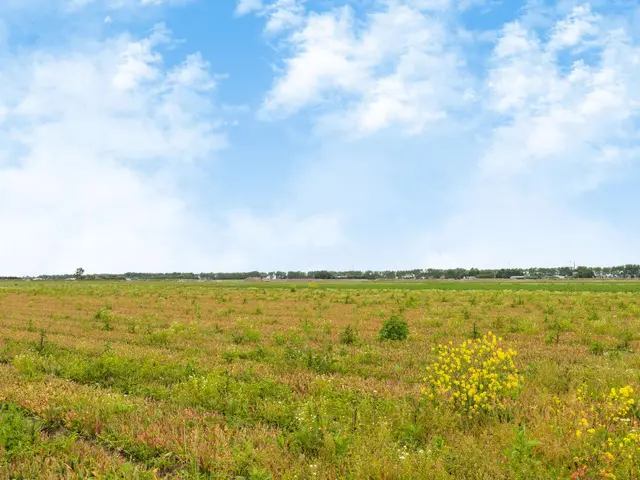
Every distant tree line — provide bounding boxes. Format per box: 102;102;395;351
4;264;640;281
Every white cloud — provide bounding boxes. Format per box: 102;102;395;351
255;1;640;268
0;23;347;275
483;11;640;185
4;0;640;274
404;0;452;10
0;28;217;274
262;3;469;135
263;0;305;33
419;190;637;269
548;4;601;51
415;4;640;267
68;0;193;9
236;0;263;16
235;0;305;33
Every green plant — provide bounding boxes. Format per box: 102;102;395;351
378;316;409;341
12;353;47;381
471;320;480;339
144;330;170;346
332;433;353;457
35;330;47;354
287;422;325;457
502;424;542;478
231;327;261;345
0;404;40;457
395;422;425;447
339;325;359;345
589;341;605;356
93;307;112;320
305;347;340;374
616;330;634;351
424;333;523;418
544;317;570;345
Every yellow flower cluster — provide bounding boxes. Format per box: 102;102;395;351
422;332;523;417
606;386;636;422
570;384;640;478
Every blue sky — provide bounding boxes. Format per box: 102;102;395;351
0;0;639;275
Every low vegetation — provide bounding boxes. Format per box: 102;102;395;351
0;280;639;478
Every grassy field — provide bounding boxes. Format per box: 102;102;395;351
1;281;640;479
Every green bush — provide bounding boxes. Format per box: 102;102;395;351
378;316;408;341
0;404;40;456
590;341;605;356
339;325;359;345
231;327;261;345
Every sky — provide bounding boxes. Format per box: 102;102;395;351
1;0;639;275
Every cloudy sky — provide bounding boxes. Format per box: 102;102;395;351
1;0;639;275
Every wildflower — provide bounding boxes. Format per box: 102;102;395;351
424;333;522;417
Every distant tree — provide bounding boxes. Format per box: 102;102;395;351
477;269;497;279
287;271;308;279
312;270;334;280
74;268;85;280
558;266;574;277
575;266;595;279
496;268;525;279
623;264;640;278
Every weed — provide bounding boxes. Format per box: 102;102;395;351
616;330;634;351
424;332;523;418
378;315;409;341
0;404;40;457
339;325;359;345
231;327;261;345
502;424;542;478
590;341;605;356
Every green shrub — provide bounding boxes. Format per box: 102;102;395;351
231;327;261;345
590;341;605;356
13;353;48;380
305;348;340;374
616;330;634;351
0;404;40;456
287;424;325;457
378;316;408;341
339;325;359;345
394;422;425;447
93;307;112;320
144;330;171;346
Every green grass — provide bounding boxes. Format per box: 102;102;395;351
1;281;640;478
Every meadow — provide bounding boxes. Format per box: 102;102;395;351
1;280;640;479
